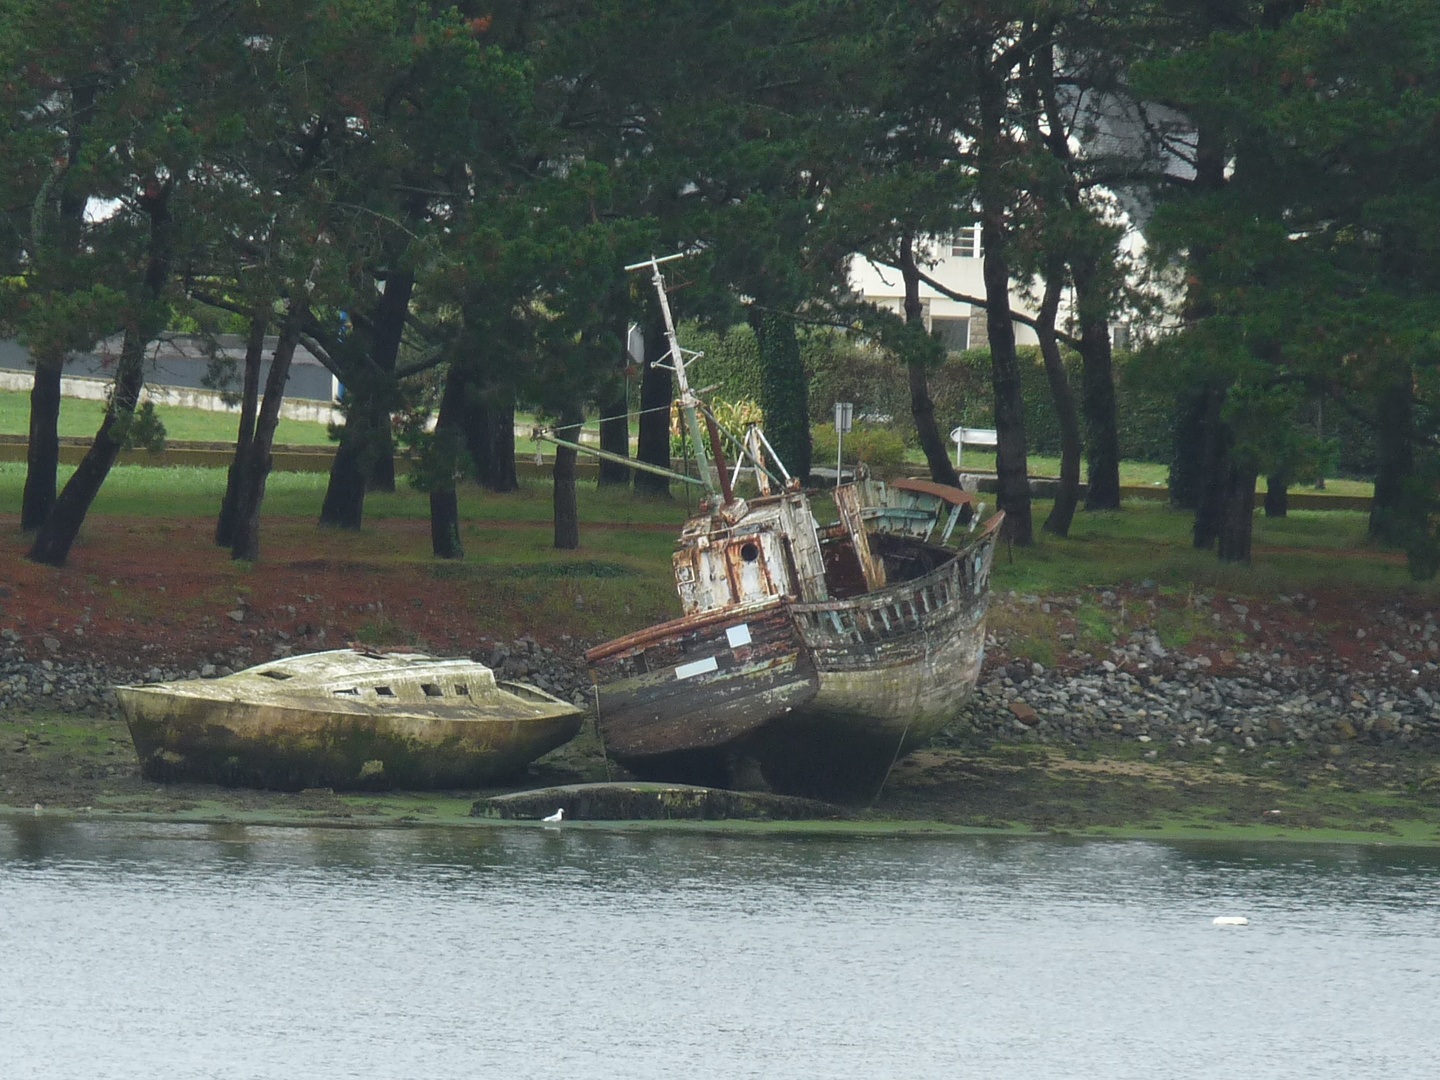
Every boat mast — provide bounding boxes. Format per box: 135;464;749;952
625;254;730;502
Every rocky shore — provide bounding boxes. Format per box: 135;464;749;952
4;587;1438;764
951;589;1440;757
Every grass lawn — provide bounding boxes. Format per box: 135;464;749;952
1;390;1377;498
994;501;1424;598
0;389;334;445
0;460;692;526
909;446;1375;497
0;461;1418;602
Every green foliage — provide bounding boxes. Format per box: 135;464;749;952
115;400;167;453
809;339;1174;463
679;322;764;402
812;423;907;468
752;311;812;478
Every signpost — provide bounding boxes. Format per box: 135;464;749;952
834;402;854;485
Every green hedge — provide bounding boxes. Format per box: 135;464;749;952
806;340;1173;462
683;322;1377;476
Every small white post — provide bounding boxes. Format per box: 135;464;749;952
834;401;853;486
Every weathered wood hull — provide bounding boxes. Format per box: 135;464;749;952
118;682;584;792
588;598;820;787
589;518;999;801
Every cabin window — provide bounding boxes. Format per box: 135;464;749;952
258;670;292;680
333;687;359;696
740;542;760;563
421;683;443;697
374;686;395;697
454;684;470;695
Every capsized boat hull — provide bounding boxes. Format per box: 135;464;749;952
592;518;998;801
116;650;585;791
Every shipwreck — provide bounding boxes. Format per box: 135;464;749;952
538;255;1003;802
116;648;585;790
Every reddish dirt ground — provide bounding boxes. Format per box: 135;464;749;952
0;515;632;670
0;511;1433;683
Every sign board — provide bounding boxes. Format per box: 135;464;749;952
834;402;854;434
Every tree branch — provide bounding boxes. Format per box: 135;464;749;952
874;259;1083;350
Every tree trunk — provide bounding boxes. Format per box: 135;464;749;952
365;271;413;494
318;410;372;530
1192;386;1228;550
554;402;584;550
216;312;268;546
980;225;1033;546
363;397;396;495
470;396;519;493
977;61;1032;545
29;327;146;566
1217;462;1258;564
1179;120;1229;530
1034;268;1082;537
748;308;811;481
457;360;519;494
1169;389;1207;510
231;305;306;562
1071;256;1121;511
597;384;631;486
1264;472;1289;518
28;184;171;568
21;349;63;532
429;364;465;560
898;236;961;489
634;321;672;497
1369;373;1413;541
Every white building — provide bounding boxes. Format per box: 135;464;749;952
848;227;1041;352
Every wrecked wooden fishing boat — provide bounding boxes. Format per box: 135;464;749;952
115;648;585;791
585;480;1002;800
538;255;1003;802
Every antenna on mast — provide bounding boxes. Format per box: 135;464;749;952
625;253;729;501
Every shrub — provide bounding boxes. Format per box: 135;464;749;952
812;423;907;468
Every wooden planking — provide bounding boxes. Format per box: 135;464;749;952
592;603;818;758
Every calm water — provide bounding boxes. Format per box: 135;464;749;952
2;821;1438;1079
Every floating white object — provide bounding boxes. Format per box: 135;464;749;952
542;808;565;823
1213;916;1249;926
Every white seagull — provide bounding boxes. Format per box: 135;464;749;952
541;808;565;823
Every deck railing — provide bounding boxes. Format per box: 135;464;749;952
792;518;999;649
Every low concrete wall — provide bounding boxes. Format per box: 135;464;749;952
0;370;344;426
0;436;604;479
0;434;1370;508
953;472;1371;512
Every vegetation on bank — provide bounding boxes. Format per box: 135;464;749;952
0;463;1426;659
4;705;1439;846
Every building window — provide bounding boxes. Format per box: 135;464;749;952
932;316;970;353
950;224;983;259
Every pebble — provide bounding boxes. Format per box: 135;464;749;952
940;626;1440;753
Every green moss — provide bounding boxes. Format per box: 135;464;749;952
1075;601;1115;646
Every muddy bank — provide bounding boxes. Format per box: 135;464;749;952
4;586;1440;842
4;689;1438;844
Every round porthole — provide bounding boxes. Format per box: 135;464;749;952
741;542;760;563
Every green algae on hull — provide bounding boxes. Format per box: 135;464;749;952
475;782;851;821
